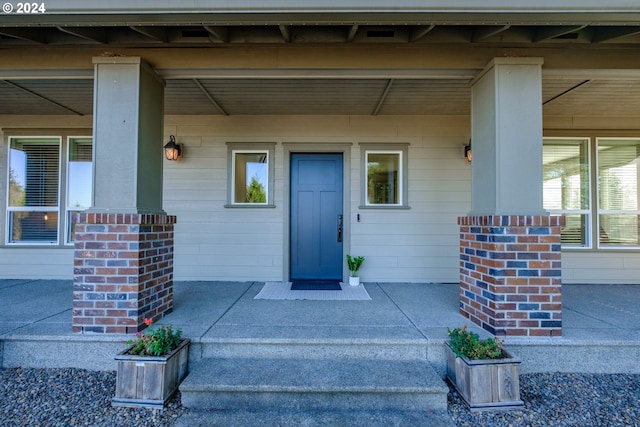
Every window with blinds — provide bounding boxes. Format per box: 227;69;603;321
543;137;640;249
5;135;93;245
543;138;590;247
7;137;61;244
597;139;640;247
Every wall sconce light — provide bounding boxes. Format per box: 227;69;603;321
164;135;181;161
464;144;472;163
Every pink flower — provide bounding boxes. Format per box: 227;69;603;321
144;318;153;326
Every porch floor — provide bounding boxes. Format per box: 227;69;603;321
1;280;639;373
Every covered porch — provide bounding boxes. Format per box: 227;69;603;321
1;279;638;375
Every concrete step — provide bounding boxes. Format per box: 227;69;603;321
173;408;456;427
196;325;434;362
180;357;449;412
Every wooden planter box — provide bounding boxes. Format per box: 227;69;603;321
112;339;190;409
446;344;524;412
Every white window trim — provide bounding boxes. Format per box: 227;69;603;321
359;143;410;209
4;131;92;247
543;137;592;249
544;135;640;251
595;137;640;250
225;142;276;208
65;136;93;244
6;136;62;246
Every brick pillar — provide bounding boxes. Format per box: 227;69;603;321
72;213;176;334
458;215;564;337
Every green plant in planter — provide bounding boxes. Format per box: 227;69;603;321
346;254;365;277
124;318;183;356
447;324;504;359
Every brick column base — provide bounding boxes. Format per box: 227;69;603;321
72;213;176;334
458;215;564;337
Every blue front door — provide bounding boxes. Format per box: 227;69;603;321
290;153;343;280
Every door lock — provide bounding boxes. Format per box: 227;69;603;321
337;214;343;243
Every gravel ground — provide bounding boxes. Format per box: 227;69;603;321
448;372;640;427
0;368;638;426
0;367;187;427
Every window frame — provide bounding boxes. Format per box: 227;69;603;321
595;137;640;249
225;142;276;208
4;132;92;247
6;136;62;246
359;143;410;209
543;135;640;251
65;136;94;244
542;137;592;248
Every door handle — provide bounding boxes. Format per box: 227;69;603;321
337;214;343;243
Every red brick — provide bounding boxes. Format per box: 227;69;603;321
504;329;528;336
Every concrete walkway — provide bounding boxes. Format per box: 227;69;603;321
1;280;639;372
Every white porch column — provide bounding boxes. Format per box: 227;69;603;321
470;57;545;216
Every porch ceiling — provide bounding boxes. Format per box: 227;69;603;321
1;15;640;117
1;74;640;117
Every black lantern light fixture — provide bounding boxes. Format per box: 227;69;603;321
164;135;181;161
464;142;472;163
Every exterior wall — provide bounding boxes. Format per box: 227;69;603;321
1;114;640;284
163;115;471;283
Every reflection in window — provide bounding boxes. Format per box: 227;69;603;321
67;137;93;242
366;151;401;205
597;139;640;247
233;151;268;204
7;137;60;244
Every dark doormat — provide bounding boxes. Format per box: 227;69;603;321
290;280;342;291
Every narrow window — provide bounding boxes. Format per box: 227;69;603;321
543;138;591;247
66;137;93;242
597;139;640;248
7;137;61;244
366;151;401;206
